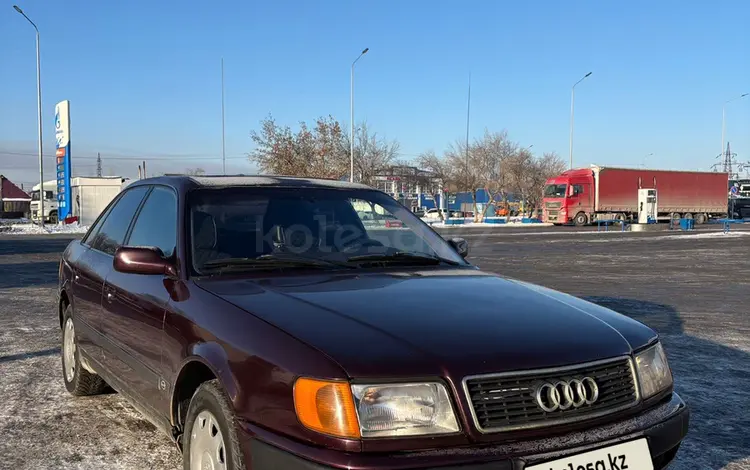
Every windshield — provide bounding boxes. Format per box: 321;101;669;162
543;184;567;198
188;187;467;274
30;190;54;201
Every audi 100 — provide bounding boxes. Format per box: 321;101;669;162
57;176;689;469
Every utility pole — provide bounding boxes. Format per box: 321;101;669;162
96;153;102;177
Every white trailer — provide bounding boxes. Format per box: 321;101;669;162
69;177;130;226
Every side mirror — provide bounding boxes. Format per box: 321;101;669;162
114;246;176;276
448;237;469;258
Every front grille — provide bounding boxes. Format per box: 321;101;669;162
545;201;561;209
463;357;638;433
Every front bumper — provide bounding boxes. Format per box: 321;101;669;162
240;392;689;470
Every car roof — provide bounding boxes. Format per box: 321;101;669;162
128;174;374;192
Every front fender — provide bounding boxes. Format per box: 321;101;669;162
169;341;239;426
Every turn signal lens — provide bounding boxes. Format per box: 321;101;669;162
294;378;360;439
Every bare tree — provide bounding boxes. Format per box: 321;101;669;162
249;116;399;182
344;122;400;185
416;150;451;220
249;115;348;179
445;140;483;219
184;167;206;176
526;152;566;214
473;130;517;220
507;150;565;217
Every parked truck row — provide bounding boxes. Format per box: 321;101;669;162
542;166;729;225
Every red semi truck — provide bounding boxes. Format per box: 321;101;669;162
542;166;728;226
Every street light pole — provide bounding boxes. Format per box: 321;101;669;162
221;57;226;175
569;72;592;170
14;5;44;227
722;93;748;158
350;47;369;183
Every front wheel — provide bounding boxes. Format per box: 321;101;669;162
183;380;245;470
48;211;58;224
695;213;707;225
574;212;588;226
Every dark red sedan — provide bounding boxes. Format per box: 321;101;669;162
58;176;688;470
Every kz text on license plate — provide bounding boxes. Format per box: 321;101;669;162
526;438;653;470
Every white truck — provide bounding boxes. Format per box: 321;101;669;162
31;177;130;225
30;180;59;223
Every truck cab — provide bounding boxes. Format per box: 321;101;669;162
542;169;595;225
30;180;59;223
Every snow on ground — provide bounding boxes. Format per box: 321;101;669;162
0;223;89;235
582;231;750;243
426;220;553;228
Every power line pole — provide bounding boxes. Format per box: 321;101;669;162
96;153;102;177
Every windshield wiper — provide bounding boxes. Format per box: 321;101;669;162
202;253;353;272
346;251;461;266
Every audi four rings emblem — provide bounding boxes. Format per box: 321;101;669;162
535;377;599;412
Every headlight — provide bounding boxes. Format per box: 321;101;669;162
293;378;459;439
351;383;459;437
635;342;673;399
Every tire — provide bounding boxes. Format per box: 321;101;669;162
574;212;588;226
669;212;680;228
183;380;245;470
683;212;693;220
613;213;627;222
61;306;107;396
695;213;707;225
49;211;58;224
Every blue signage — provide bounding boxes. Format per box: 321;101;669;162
55;100;72;221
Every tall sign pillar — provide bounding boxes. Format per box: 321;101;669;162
55;100;72;221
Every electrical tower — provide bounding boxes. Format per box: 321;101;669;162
711;142;749;180
96;153;102;177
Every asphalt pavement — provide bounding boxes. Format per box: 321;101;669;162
0;229;748;469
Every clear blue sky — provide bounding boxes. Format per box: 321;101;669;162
2;0;749;187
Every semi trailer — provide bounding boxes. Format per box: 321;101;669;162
542;166;728;225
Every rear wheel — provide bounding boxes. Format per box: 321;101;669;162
574;212;588;226
183;380;245;470
669;212;681;228
61;307;107;396
695;213;707;225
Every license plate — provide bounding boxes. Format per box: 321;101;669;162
526;438;653;470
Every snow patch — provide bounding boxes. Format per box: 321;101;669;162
584;231;750;243
427;221;554;228
1;223;89;235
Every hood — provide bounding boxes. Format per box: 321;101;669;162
197;270;656;378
